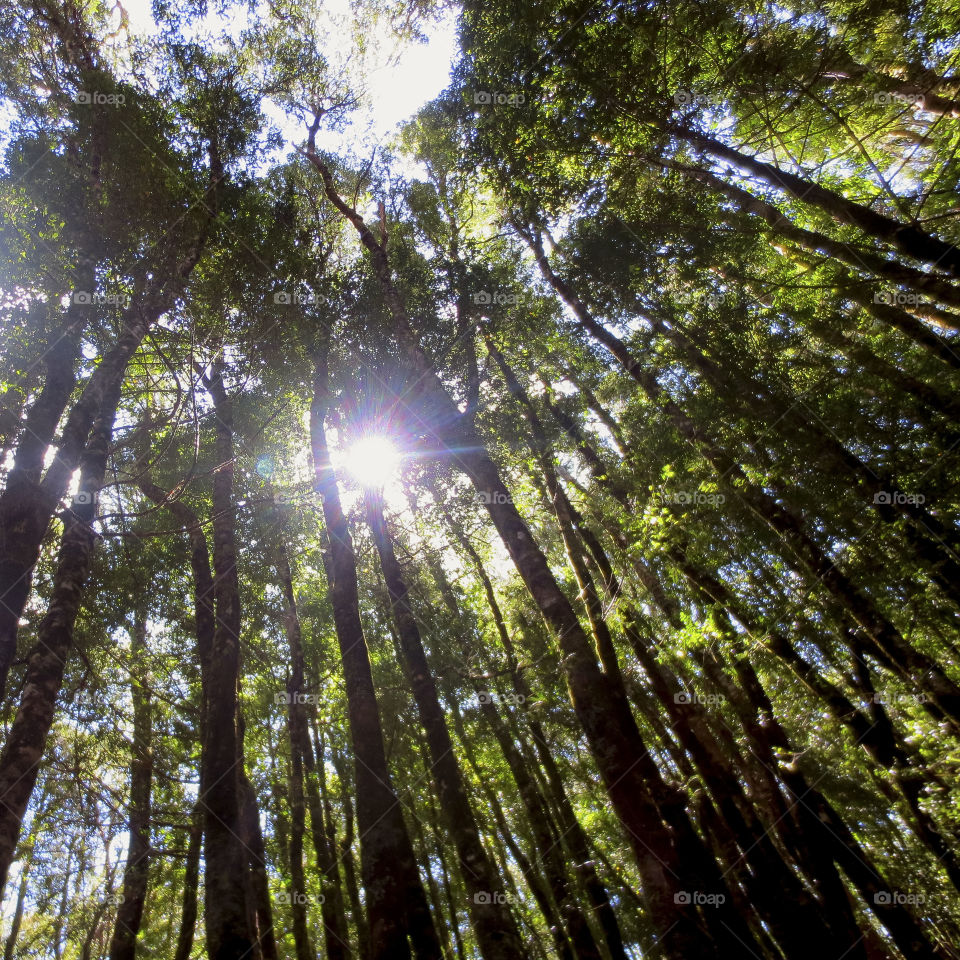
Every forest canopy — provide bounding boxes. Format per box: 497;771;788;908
0;1;959;958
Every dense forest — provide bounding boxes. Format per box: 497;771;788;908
1;0;959;957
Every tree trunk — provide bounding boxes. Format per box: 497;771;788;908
0;274;91;698
133;483;210;960
309;331;442;960
451;536;628;960
673;126;960;275
331;743;370;959
446;696;578;960
365;488;529;960
0;375;123;888
272;540;324;960
2;858;30;960
239;767;278;960
644;308;960;603
0;229;210;701
679;163;960;316
305;717;353;960
521;230;960;725
108;606;154;960
200;363;257;960
720;649;949;960
303;149;758;958
173;806;203;960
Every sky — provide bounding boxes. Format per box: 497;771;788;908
114;0;460;154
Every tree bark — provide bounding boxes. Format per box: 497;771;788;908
365;488;529;960
0;373;123;888
520;229;960;725
673;125;960;275
309;330;442;960
173;806;203;960
0;228;211;701
108;606;154;960
199;363;257;960
303;147;759;958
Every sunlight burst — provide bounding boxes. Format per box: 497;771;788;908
343;435;401;489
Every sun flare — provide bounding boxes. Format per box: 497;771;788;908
343;435;401;489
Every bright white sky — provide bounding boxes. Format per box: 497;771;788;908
114;0;459;155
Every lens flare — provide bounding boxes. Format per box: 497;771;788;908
344;435;401;489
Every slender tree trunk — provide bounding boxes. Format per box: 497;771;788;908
815;55;960;116
424;801;468;960
672;126;960;275
305;717;353;960
133;481;210;960
446;697;577;960
441;523;628;960
304;149;759;958
108;607;154;960
286;693;314;960
720;649;949;960
273;540;331;960
521;231;960;725
489;336;849;951
0;241;209;700
645;308;960;602
308;332;442;960
405;794;457;960
679;163;960;315
365;489;528;960
0;295;89;698
2;859;30;960
0;376;122;888
331;745;370;959
200;363;257;960
173;806;203;960
239;767;278;960
519;439;847;952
